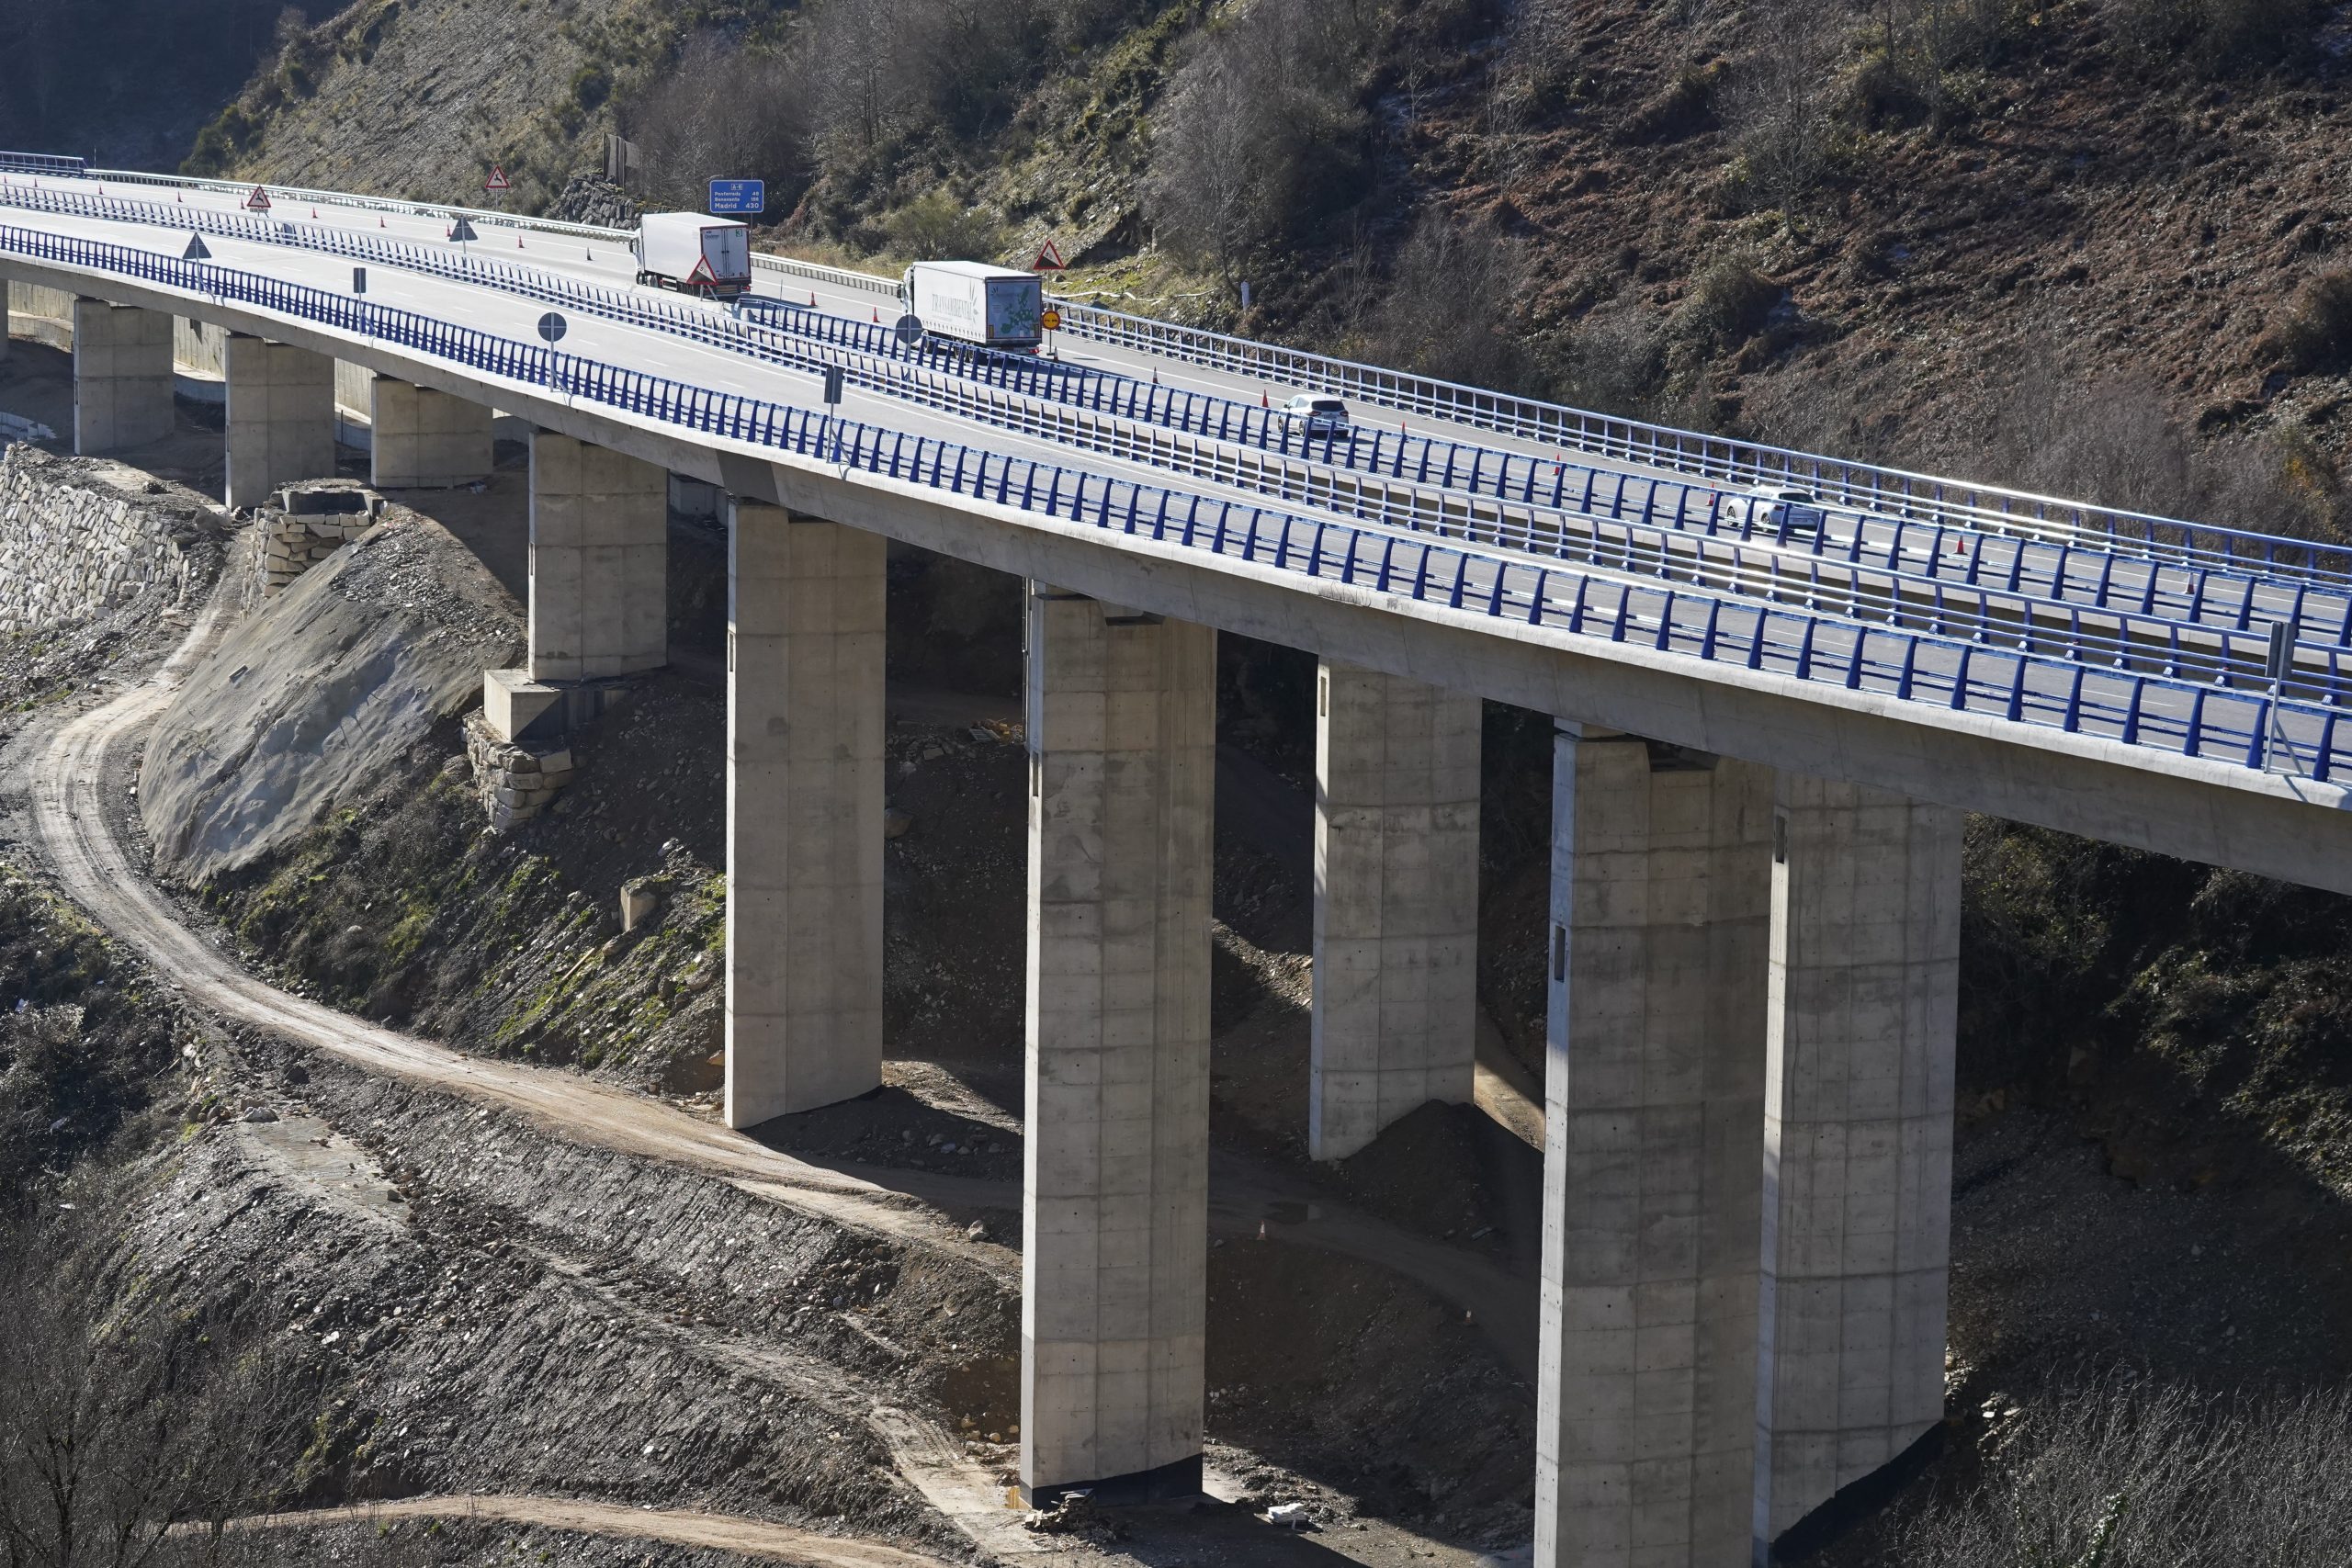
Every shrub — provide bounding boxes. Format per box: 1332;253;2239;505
1669;253;1781;351
1894;1378;2352;1567
2272;269;2352;374
881;190;1006;263
1351;211;1542;394
2108;0;2322;74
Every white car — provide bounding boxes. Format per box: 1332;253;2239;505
1275;393;1351;438
1727;484;1827;540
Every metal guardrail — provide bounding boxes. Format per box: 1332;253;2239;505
8;149;2340;590
1040;299;2352;587
14;176;2351;681
0;152;87;178
5;218;2341;783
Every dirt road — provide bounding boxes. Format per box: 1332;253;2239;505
220;1495;951;1566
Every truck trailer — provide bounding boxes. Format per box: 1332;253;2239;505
900;262;1045;351
634;213;752;299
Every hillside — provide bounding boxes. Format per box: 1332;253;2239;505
15;0;2352;1562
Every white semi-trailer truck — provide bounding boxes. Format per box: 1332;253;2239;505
900;261;1045;351
634;213;752;299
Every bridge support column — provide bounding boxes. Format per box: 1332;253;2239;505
1538;730;1772;1568
72;299;174;454
1752;779;1958;1554
723;499;887;1128
1022;586;1214;1506
1309;660;1481;1160
368;376;492;489
222;334;335;509
527;431;668;683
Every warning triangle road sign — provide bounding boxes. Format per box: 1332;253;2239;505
1031;238;1067;273
448;216;479;244
484;164;511;193
243;186;271;212
686;254;717;287
183;232;211;261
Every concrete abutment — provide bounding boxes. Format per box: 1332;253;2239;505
1022;587;1216;1506
723;498;888;1127
1310;660;1482;1161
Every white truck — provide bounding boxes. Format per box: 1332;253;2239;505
900;261;1045;351
633;213;752;299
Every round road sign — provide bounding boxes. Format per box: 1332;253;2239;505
1040;309;1062;332
537;312;568;344
893;313;924;347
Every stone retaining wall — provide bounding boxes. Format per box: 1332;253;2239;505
463;710;576;830
0;444;224;634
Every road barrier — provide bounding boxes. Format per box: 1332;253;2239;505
3;220;2338;784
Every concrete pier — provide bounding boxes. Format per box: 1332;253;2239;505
1309;660;1483;1160
1752;778;1960;1553
368;376;492;489
72;299;174;454
222;335;336;509
1023;587;1216;1506
723;499;888;1128
1538;730;1772;1568
527;432;669;683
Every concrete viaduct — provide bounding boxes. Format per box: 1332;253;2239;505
6;159;2350;1568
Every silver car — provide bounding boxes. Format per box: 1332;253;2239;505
1730;483;1827;541
1277;393;1352;438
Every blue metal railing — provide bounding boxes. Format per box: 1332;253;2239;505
8;147;2336;586
13;178;2346;670
4;220;2342;784
1044;297;2352;586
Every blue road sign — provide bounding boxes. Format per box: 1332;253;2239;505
707;178;766;216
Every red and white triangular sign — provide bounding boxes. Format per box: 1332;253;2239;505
1031;238;1067;273
686;254;717;286
243;185;272;212
484;164;511;193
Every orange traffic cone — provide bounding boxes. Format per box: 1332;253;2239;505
872;307;880;323
1261;390;1269;408
311;207;319;218
809;291;817;307
517;235;526;248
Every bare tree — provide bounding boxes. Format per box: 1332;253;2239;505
1143;0;1370;276
1354;212;1541;394
1720;0;1842;210
0;1192;317;1568
624;32;809;212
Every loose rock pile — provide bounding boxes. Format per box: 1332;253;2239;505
463;710;575;829
0;445;220;634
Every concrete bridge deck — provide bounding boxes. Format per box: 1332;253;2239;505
3;162;2345;1568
